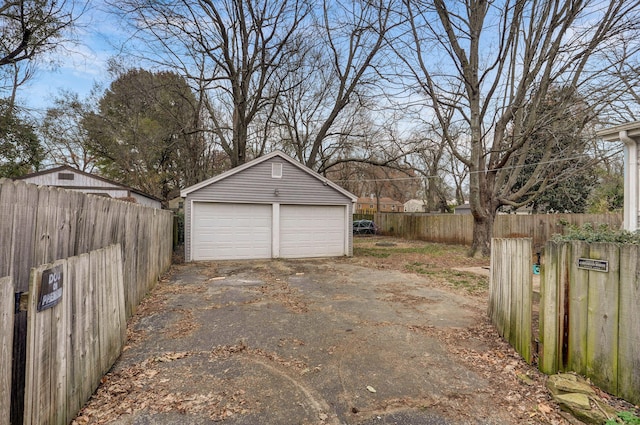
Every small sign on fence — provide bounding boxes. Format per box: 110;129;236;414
37;265;63;311
577;258;609;272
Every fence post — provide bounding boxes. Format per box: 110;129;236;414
1;276;13;425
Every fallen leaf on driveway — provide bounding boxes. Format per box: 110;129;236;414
538;402;552;413
154;352;190;362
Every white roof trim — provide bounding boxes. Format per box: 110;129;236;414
180;150;357;202
596;121;640;141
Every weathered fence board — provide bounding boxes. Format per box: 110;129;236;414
375;213;622;248
23;259;68;425
586;243;619;391
567;241;589;373
0;187;13;278
618;244;640;403
23;245;126;425
489;238;532;364
68;253;92;418
7;180;39;424
1;276;13;425
540;242;557;374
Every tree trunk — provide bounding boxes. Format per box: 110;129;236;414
231;104;248;167
469;207;493;257
425;178;437;212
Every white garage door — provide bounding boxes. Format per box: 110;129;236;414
192;203;272;260
280;205;346;258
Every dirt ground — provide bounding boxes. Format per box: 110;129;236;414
72;237;629;425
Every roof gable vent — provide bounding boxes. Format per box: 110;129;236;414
58;172;75;180
272;163;282;179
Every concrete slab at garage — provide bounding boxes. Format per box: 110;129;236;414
180;151;357;261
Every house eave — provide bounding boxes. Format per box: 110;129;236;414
596;122;640;141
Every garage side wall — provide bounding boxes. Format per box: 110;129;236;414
185;157;354;261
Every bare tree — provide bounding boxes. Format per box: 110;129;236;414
408;141;452;212
271;0;402;173
599;38;640;123
397;0;640;256
111;0;311;168
0;0;85;111
0;0;83;66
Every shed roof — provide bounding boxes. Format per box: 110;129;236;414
16;165;162;202
181;150;357;202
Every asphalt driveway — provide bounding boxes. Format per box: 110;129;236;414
73;255;552;425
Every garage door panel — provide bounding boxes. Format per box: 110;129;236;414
280;205;345;258
192;203;271;260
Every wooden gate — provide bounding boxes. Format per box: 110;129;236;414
540;241;640;405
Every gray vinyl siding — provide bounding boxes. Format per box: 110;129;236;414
21;170;117;188
129;193;162;208
184;157;354;261
188;158;351;204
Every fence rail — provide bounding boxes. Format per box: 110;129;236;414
375;213;622;248
0;179;173;424
489;239;533;364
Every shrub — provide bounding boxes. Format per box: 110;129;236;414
552;221;640;244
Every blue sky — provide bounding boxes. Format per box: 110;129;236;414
17;3;123;113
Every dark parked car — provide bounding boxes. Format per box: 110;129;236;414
353;219;378;235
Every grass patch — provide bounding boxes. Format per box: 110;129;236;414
354;243;449;258
442;270;489;294
606;411;640;425
352;237;490;295
404;262;488;294
404;261;435;274
353;247;392;258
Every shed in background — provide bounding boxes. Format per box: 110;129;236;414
17;165;162;208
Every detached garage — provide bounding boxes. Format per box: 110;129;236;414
180;151;357;261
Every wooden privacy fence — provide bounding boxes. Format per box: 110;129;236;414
489;238;533;364
23;245;126;425
541;240;640;405
375;213;622;247
375;213;471;244
0;179;173;424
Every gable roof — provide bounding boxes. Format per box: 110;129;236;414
181;150;357;202
17;165;162;202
